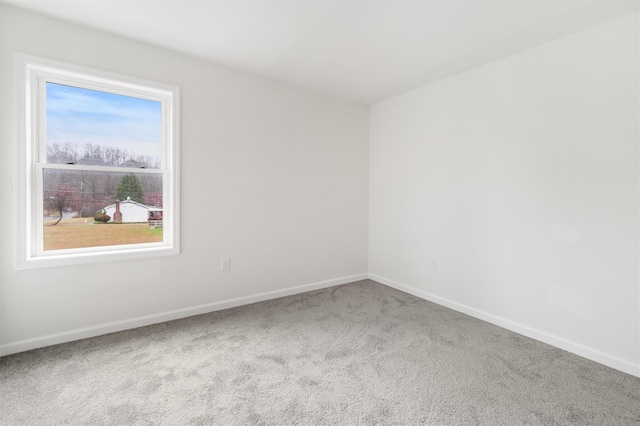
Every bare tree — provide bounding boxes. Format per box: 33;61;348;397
46;184;79;225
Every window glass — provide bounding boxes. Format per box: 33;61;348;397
43;169;163;251
46;82;162;168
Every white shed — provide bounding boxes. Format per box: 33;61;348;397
103;197;155;223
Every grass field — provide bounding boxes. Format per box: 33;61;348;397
44;217;163;251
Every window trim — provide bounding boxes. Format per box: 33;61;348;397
14;53;180;269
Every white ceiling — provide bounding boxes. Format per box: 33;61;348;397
2;0;638;104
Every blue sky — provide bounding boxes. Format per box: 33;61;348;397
46;82;162;162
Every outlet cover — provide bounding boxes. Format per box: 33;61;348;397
221;257;230;271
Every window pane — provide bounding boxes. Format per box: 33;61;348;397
46;82;162;168
43;168;163;251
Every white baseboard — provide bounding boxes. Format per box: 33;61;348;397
0;273;368;357
369;273;640;378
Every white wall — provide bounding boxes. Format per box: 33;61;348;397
369;12;639;376
0;5;369;354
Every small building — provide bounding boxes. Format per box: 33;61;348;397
147;207;163;228
148;208;163;221
103;197;161;223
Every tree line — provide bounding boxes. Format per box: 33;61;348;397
47;142;160;169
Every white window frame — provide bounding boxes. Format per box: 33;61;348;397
14;53;180;269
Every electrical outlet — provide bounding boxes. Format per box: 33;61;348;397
221;257;230;271
431;257;438;269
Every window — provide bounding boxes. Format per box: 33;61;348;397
15;54;180;269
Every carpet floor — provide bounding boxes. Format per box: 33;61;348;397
1;279;639;425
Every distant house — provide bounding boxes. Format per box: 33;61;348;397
103;197;162;223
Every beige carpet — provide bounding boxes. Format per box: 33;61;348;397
1;280;639;425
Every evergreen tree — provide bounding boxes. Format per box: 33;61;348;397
115;174;144;203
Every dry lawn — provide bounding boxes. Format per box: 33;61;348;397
44;217;163;251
